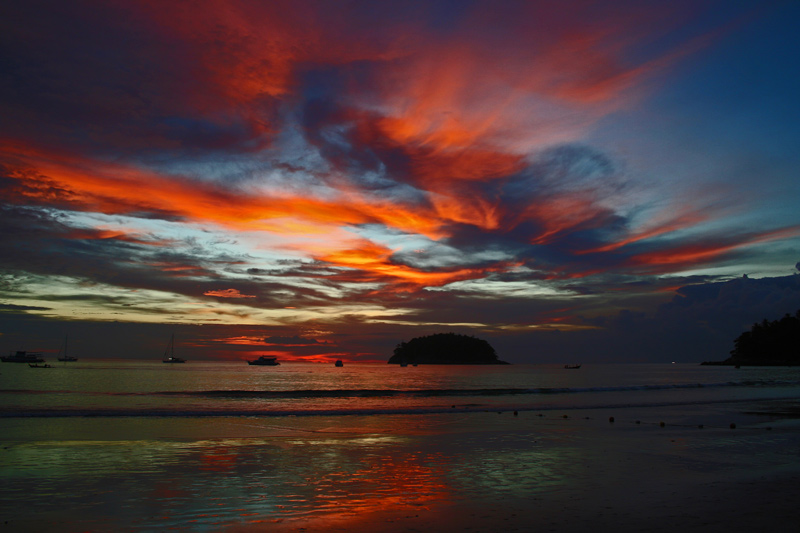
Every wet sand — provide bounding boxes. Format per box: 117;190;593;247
247;405;800;533
2;399;800;532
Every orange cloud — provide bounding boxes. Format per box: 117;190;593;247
204;289;256;299
627;226;800;272
314;239;512;290
578;209;713;254
63;228;171;247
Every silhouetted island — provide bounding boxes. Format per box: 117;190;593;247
388;333;508;365
702;309;800;366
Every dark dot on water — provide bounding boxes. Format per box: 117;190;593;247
514;411;518;416
698;424;704;429
608;416;615;423
659;422;665;427
563;414;569;418
635;420;641;424
730;423;736;429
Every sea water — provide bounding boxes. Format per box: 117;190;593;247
2;362;800;531
2;361;800;417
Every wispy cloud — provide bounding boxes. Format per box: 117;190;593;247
1;1;797;360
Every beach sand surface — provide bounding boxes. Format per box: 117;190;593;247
2;400;800;532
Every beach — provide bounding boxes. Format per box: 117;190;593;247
2;363;800;531
3;402;800;532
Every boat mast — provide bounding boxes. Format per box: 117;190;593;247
165;334;174;359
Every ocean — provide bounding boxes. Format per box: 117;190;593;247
3;361;800;418
2;362;800;531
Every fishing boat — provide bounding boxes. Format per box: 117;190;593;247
248;356;280;366
335;359;343;367
564;364;581;369
2;351;45;363
57;335;77;362
162;334;186;363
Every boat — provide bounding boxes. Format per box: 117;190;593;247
2;351;45;363
564;364;581;369
162;334;186;363
57;335;77;362
248;356;280;366
29;363;52;368
334;359;343;367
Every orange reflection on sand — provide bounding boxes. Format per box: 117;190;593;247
233;452;451;531
200;447;239;472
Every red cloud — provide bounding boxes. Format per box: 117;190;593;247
204;289;256;299
627;226;800;273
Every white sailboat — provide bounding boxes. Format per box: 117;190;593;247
162;334;186;363
57;335;78;362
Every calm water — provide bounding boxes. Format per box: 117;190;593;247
2;361;800;417
2;362;800;532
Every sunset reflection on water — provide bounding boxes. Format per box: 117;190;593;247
1;413;586;531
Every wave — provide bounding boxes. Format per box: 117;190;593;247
172;380;800;399
3;379;799;401
4;393;800;419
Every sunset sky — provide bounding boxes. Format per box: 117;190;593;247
2;0;799;363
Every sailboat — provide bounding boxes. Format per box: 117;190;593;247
162;334;186;363
57;335;78;362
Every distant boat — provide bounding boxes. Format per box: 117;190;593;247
162;334;186;363
248;356;280;366
2;351;45;363
29;363;52;368
564;364;581;369
335;359;343;367
57;335;77;362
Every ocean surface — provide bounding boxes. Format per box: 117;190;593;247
2;361;800;532
2;361;800;418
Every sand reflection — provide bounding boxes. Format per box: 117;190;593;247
1;415;610;531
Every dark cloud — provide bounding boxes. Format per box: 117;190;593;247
0;303;51;312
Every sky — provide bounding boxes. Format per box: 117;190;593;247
1;0;799;364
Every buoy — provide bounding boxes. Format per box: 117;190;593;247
698;424;704;429
563;414;568;419
635;420;641;425
513;411;518;416
730;423;736;429
659;421;665;427
608;416;615;423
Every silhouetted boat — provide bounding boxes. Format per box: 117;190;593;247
564;364;581;369
57;335;77;362
29;363;52;368
335;359;343;367
162;334;186;363
248;356;280;366
2;351;45;363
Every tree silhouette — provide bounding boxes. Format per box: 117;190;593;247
725;309;800;365
388;332;507;365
